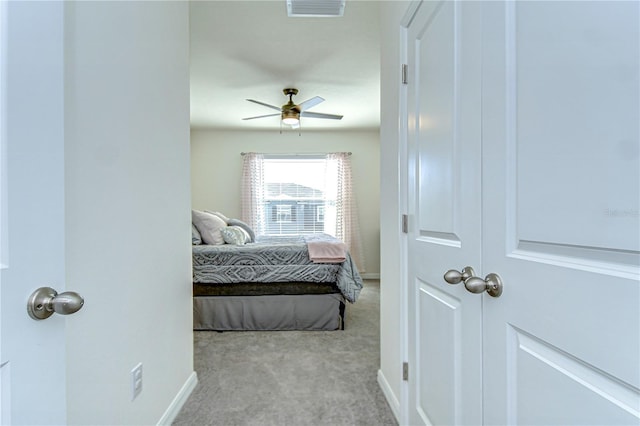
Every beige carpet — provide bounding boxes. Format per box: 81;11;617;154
173;280;397;426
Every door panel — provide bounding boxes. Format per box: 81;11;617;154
510;327;639;425
406;1;483;425
513;2;639;254
482;1;640;424
513;1;639;254
417;283;462;425
416;0;455;235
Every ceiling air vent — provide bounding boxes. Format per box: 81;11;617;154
287;0;346;17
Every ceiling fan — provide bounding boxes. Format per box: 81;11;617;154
242;88;343;129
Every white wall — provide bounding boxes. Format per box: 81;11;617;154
191;129;380;276
64;2;194;424
378;1;411;421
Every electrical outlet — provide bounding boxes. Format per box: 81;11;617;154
131;363;143;400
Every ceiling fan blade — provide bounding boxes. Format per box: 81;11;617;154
242;113;280;120
301;111;343;120
246;99;282;111
297;96;324;111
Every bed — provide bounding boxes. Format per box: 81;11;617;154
192;233;363;331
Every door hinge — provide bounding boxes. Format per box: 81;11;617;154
402;64;408;85
402;214;408;234
403;362;409;381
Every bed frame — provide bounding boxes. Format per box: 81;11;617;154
193;282;346;331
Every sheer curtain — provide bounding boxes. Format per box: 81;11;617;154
326;152;365;272
240;151;365;272
240;152;266;236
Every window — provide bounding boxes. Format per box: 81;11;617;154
241;152;365;271
262;156;333;236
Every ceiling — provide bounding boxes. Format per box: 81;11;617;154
189;1;381;131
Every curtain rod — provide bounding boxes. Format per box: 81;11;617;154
241;152;352;156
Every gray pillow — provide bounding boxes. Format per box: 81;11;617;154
191;210;226;245
192;223;202;245
228;218;255;243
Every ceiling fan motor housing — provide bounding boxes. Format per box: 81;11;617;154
283;88;300;109
282;88;301;121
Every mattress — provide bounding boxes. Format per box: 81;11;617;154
192;234;362;302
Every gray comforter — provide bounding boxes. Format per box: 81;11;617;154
192;235;363;303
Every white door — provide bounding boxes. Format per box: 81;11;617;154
481;1;639;424
405;0;640;425
1;1;70;423
405;1;483;425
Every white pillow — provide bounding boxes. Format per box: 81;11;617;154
205;210;230;224
191;210;226;245
221;226;250;245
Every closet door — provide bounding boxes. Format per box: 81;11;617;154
481;2;640;424
405;1;483;425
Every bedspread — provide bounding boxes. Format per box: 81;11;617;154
192;234;363;302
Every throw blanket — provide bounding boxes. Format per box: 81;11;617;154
307;240;347;263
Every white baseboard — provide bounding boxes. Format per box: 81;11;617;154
157;371;198;425
377;369;400;423
361;273;380;280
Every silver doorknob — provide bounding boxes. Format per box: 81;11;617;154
444;266;476;284
464;273;503;298
27;287;84;320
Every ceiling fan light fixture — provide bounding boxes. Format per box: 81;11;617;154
282;110;300;125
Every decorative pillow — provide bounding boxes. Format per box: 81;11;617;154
236;226;251;243
191;210;226;245
205;210;230;224
227;218;255;243
191;223;202;245
221;226;249;245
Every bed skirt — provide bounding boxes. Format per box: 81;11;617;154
193;293;346;331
